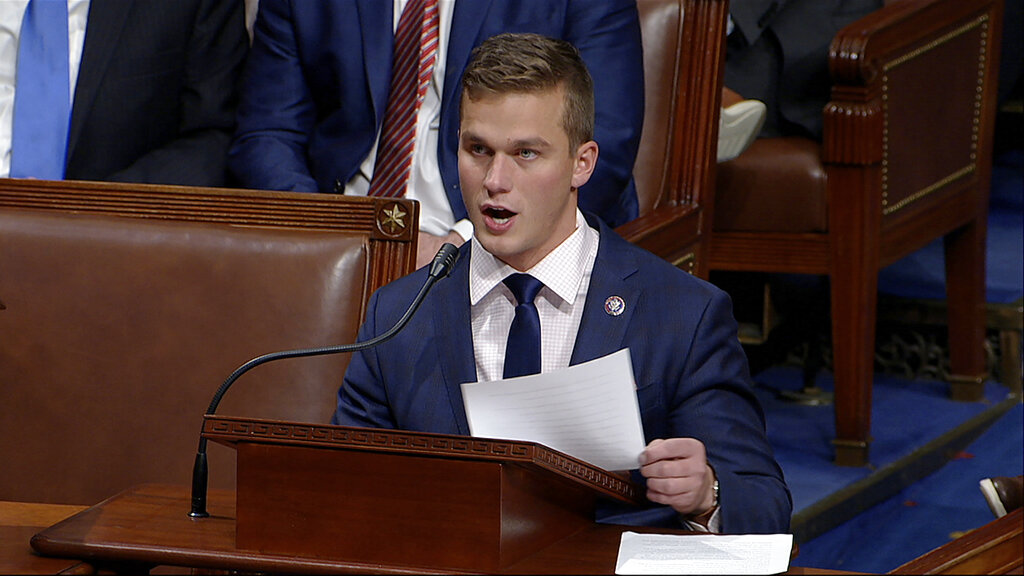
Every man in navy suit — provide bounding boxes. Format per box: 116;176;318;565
228;0;643;268
333;33;791;534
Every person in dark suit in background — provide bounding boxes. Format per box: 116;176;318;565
724;0;884;141
333;32;791;535
1;0;249;186
228;0;644;269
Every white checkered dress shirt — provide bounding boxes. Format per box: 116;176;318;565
468;210;599;383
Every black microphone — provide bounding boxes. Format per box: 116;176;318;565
189;243;460;518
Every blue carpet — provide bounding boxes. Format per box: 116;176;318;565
755;367;1015;516
877;149;1023;305
766;146;1023;572
790;401;1022;574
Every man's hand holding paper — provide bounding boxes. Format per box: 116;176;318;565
640;438;717;518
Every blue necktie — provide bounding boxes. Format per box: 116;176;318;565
10;0;71;179
503;274;545;379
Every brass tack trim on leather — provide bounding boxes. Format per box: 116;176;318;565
881;15;988;215
673;252;697;274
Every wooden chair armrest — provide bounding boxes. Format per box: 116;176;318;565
823;0;1002;167
830;0;1000;87
615;203;703;273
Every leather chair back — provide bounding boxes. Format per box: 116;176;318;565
634;0;682;217
619;0;728;276
0;180;417;504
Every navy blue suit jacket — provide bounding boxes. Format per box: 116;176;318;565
228;0;643;228
333;216;792;534
66;0;248;186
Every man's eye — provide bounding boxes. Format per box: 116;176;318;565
519;149;538;160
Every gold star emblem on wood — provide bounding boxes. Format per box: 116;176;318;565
379;203;407;235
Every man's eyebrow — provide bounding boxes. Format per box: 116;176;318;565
459;131;551;150
509;137;551;150
460;130;485;143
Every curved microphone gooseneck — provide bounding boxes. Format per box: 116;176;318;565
189;243;460;518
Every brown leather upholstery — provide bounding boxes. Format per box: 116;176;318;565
710;0;1003;465
715;138;827;233
0;180;416;504
616;0;728;277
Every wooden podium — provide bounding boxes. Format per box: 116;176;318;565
201;415;643;573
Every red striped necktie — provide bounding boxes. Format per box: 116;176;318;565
368;0;440;198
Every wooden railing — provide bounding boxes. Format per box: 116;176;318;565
890;508;1023;574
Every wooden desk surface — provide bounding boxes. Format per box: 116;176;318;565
16;485;1018;575
0;500;92;575
20;483;850;575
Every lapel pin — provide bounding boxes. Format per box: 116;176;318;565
604;295;625;316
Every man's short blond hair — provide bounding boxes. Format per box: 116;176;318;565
460;32;595;152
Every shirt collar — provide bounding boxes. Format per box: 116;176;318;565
469;209;598;306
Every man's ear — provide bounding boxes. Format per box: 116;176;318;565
571;140;599;190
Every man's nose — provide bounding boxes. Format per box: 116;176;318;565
483;154;513;194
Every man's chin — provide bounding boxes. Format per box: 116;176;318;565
476;235;527;269
475;233;510;255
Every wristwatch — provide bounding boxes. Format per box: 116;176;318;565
688;478;719;526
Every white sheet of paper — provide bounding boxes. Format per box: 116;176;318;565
461;348;646;471
615;532;794;575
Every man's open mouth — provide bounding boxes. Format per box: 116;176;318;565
484;206;516;224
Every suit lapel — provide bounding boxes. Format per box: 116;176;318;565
356;0;396;124
433;243;477;434
68;0;133;162
443;0;491;119
570;225;642;365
